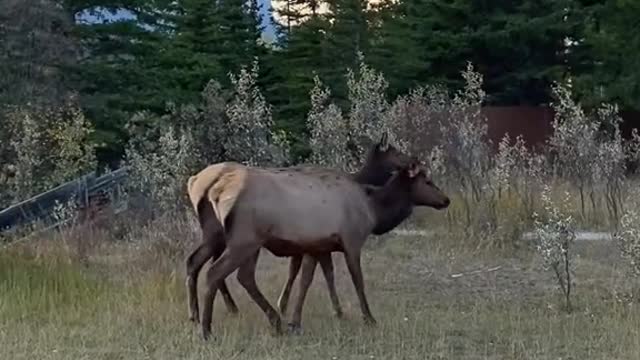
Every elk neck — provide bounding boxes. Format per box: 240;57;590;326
352;160;390;186
368;174;414;235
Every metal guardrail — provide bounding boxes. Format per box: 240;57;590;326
0;167;129;233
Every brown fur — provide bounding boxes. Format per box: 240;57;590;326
184;133;414;325
196;160;449;340
283;163;449;332
275;134;414;320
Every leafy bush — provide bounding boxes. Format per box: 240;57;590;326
0;95;96;207
615;206;640;279
548;83;638;225
533;185;577;312
307;76;351;170
308;54;407;172
125;114;197;216
225;60;290;167
123;60;290;216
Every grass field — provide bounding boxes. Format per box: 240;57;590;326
1;223;640;360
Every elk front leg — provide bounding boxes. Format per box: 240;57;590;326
288;255;318;334
318;253;343;318
344;250;376;325
277;255;303;315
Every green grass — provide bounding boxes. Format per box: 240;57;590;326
1;233;640;359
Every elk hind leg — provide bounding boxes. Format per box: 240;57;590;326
212;246;239;314
237;251;283;334
186;242;215;323
186;206;238;322
201;245;257;340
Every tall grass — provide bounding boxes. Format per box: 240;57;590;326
0;250;109;321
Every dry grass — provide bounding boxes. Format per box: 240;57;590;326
2;221;640;360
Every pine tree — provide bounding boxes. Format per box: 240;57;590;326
67;0;267;163
265;1;335;161
66;0;168;163
463;0;585;105
0;0;78;106
368;0;432;98
323;0;369;106
155;0;265;104
574;0;640;110
370;0;585;105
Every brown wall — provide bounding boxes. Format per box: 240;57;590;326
482;106;640;153
482;106;554;152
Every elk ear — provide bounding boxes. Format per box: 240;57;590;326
377;132;389;151
408;163;420;178
362;184;378;195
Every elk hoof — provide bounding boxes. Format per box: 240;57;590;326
223;296;239;315
189;312;200;324
287;323;303;335
364;316;377;326
202;328;212;341
271;317;284;335
334;309;344;319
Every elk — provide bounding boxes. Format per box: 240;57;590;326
194;159;449;340
185;133;413;323
281;162;450;333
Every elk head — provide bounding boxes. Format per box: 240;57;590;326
404;161;450;210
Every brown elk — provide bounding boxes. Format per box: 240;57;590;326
185;134;413;323
194;158;449;340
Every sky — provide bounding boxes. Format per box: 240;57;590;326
77;1;278;38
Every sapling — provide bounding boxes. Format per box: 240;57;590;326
614;206;640;300
533;185;577;312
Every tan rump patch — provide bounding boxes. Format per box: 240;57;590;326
205;168;247;227
186;162;247;227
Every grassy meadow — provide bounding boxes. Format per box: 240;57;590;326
1;210;640;360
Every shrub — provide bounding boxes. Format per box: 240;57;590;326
0;95;96;207
548;83;630;225
195;80;229;163
307;76;351;171
614;207;640;279
533;185;577;312
123;60;290;217
225;60;290;167
308;54;407;172
124;113;197;216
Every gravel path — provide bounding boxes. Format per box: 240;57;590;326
391;228;614;241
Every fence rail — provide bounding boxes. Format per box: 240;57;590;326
0;167;129;234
